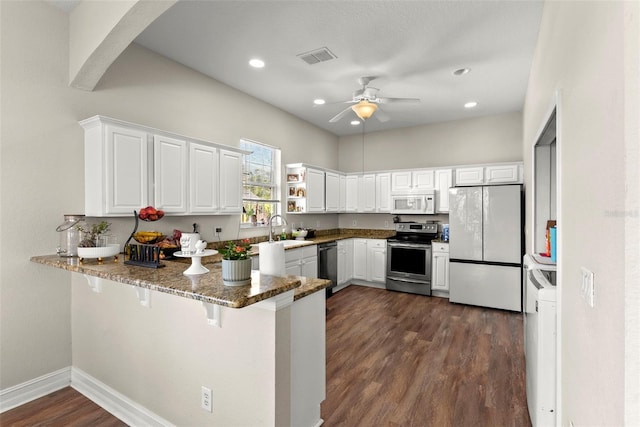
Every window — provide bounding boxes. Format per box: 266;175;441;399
240;139;280;226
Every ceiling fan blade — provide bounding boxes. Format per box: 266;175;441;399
329;105;355;123
377;97;421;104
362;87;380;99
374;109;390;123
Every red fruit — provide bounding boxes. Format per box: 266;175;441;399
139;210;148;220
157;210;164;219
148;214;158;221
147;206;157;215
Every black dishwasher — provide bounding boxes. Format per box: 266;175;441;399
317;241;337;297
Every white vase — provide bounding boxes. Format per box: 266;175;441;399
221;258;252;286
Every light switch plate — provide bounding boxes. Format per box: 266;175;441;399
581;267;595;307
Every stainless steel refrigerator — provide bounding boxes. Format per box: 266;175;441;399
448;185;523;311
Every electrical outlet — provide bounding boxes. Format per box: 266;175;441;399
352;220;357;226
384;220;389;228
215;227;222;233
201;386;212;412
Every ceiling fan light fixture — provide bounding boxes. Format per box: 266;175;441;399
352;100;377;120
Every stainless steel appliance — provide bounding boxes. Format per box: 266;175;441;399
391;191;435;215
386;222;438;295
318;241;337;296
448;185;523;311
523;254;557;427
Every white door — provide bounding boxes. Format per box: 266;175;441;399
352;239;367;280
302;255;318;278
345;175;359;212
435;169;452;213
325;171;340;212
306;168;325;212
105;124;149;214
449;186;483;261
189;143;219;213
376;173;391;212
219;149;243;213
368;245;387;282
483;185;521;263
338;174;347;212
431;252;450;291
154;135;187;213
412;170;434;190
449;262;521;311
359;174;376;212
391;171;412;192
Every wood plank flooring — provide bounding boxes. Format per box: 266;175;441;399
321;285;531;427
0;386;126;427
1;285;530;426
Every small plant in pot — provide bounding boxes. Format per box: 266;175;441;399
77;221;111;247
219;239;253;286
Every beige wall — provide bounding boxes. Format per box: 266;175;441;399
338;111;522;173
0;0;337;390
523;1;639;425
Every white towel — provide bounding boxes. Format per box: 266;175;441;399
258;242;285;276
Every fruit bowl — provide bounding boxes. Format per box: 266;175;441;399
292;229;308;240
133;231;165;244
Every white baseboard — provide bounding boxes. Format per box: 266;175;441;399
1;367;172;426
0;367;71;412
71;367;175;427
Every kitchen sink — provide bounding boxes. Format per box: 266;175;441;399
280;240;313;248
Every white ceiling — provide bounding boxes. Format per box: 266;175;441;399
55;1;545;137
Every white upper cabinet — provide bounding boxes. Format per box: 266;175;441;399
189;143;219;213
154;135;188;214
339;174;347;212
359;174;376;212
434;169;453;213
306;167;326;212
455;163;523;186
325;171;340;212
376;172;391;213
81;116;244;216
345;175;359;212
218;149;243;213
391;170;434;193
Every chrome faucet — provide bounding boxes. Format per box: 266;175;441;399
268;214;287;242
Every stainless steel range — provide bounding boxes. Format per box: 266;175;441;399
386;222;438;296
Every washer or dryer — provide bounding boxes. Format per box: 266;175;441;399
523;254;557;427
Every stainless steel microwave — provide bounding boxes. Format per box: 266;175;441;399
391;191;435;214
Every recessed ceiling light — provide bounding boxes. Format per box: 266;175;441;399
249;58;265;68
313;99;326;105
464;101;478;109
351;120;361;126
453;68;471;76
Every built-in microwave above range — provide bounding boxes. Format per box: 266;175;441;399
391;191;435;215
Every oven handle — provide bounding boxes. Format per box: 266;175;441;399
387;242;431;249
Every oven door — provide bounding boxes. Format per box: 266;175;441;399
385;241;432;295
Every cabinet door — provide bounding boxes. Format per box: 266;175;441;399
337;241;346;285
391;171;412;192
301;255;318;278
306;168;325;212
325;171;340;212
359;174;376;212
367;240;387;282
485;164;520;184
412;170;435;190
339;174;347;212
189;143;219;213
105;124;149;214
376;173;391;213
154;135;188;213
219;149;243;213
435;169;453;213
455;167;484;186
345;175;359;212
285;261;301;276
352;239;368;280
432;252;450;291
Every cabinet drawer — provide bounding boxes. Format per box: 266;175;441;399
432;243;449;253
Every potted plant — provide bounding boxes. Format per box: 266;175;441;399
219;239;253;286
77;221;111;247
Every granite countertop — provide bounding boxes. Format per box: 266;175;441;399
30;255;330;308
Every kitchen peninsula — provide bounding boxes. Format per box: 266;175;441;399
30;255;330;427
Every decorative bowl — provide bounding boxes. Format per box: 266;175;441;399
77;244;120;259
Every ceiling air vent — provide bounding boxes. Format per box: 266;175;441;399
297;47;337;65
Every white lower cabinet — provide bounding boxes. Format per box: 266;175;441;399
431;242;450;293
352;238;386;284
337;239;354;287
285;245;318;278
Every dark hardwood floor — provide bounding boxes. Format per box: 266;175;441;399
321;286;530;427
1;285;530;427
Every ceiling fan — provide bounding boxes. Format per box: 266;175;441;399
328;76;420;123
